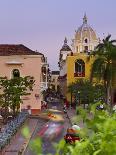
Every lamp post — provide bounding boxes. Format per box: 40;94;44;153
78;91;80;105
110;60;112;107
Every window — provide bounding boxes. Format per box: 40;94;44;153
12;69;20;78
84;38;88;43
74;59;85;77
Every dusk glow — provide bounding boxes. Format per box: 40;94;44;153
0;0;116;69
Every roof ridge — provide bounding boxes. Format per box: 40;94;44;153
0;44;43;56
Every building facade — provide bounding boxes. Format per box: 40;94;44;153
50;71;60;91
59;14;116;104
0;44;48;114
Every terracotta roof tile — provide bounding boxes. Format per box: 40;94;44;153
0;44;43;56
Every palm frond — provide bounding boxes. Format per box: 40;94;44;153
105;34;111;42
91;57;106;80
110;40;116;44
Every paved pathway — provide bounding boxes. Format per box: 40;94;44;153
3;118;38;155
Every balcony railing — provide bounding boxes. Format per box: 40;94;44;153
74;72;85;77
40;82;48;90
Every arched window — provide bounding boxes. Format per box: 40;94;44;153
74;59;85;77
12;69;20;78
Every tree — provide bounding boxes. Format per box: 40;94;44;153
68;79;105;108
91;34;116;104
67;82;75;105
0;76;35;119
75;80;106;108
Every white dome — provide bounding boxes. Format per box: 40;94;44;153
75;14;97;42
73;14;99;53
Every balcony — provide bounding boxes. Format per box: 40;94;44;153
40;82;48;90
74;72;85;77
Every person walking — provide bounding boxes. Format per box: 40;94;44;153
64;98;69;109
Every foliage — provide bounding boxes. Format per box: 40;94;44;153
68;79;106;107
67;82;75;104
63;102;116;155
90;34;116;103
0;76;35;119
30;138;42;155
22;102;116;155
22;126;43;155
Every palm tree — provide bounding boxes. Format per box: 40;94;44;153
91;34;116;105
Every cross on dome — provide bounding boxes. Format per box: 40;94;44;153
64;37;67;44
83;13;87;24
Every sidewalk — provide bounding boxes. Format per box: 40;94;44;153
2;118;38;155
63;107;84;133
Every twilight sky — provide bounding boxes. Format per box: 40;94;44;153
0;0;116;70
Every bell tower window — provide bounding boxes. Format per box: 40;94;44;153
84;38;88;43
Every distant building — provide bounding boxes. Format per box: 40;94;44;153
50;71;60;91
58;14;116;104
0;44;48;114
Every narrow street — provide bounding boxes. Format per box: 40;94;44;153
24;100;75;155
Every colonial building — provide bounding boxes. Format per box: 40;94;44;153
59;14;116;104
0;44;48;114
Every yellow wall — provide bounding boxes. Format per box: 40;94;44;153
60;53;116;104
66;53;94;101
67;53;94;84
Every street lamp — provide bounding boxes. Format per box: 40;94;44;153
77;91;80;105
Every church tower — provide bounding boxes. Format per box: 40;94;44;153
59;37;72;62
59;37;72;76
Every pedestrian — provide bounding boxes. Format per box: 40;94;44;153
65;98;69;109
63;105;67;113
43;101;48;109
